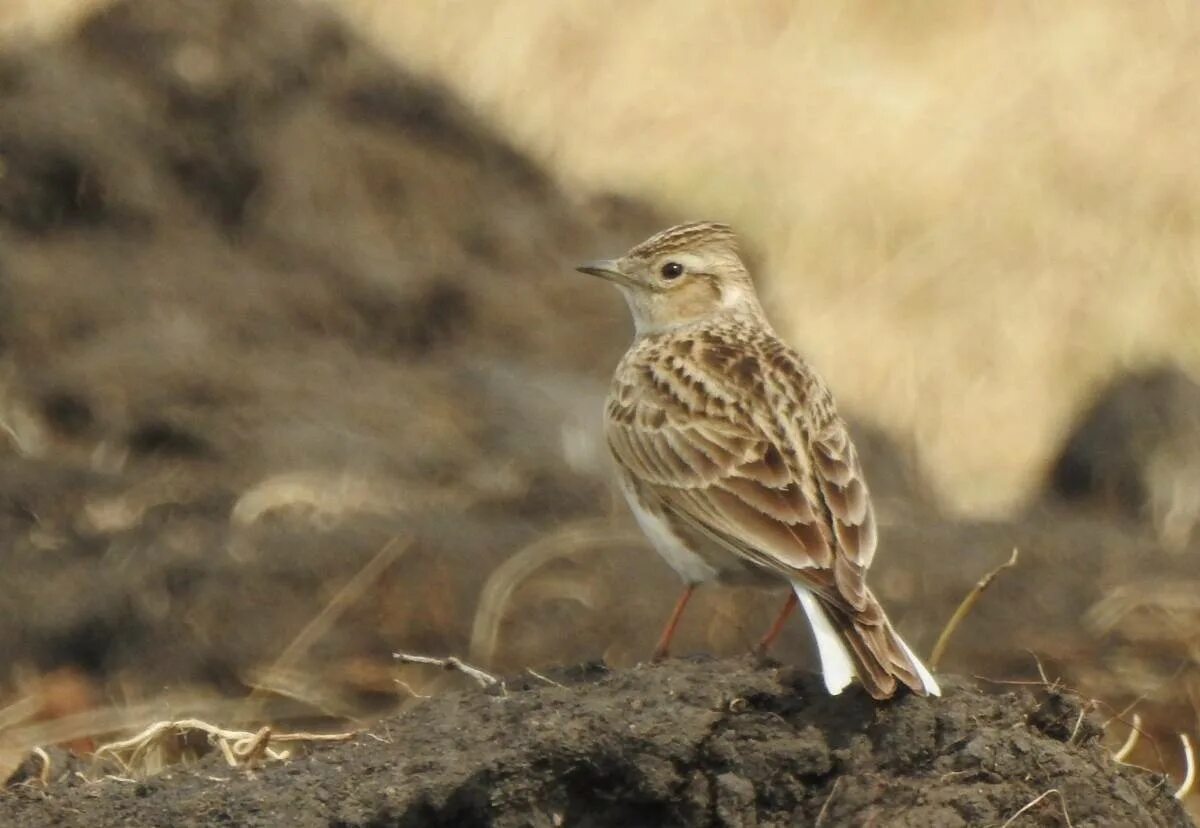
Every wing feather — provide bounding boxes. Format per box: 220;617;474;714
606;335;880;613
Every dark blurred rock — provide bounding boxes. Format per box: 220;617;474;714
1046;365;1200;549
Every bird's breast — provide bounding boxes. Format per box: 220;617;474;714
618;475;720;585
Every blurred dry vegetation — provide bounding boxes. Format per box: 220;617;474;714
341;0;1200;517
0;0;1199;811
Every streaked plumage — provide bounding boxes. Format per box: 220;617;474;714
577;221;940;700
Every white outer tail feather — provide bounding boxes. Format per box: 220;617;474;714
791;581;941;697
896;632;941;696
793;584;855;695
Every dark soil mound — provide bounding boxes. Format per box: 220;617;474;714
0;0;656;698
0;658;1189;827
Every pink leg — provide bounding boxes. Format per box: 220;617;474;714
754;592;798;655
652;584;696;661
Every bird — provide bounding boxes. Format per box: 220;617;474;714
576;221;940;700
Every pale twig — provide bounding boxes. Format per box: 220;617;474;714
525;668;565;689
971;676;1054;687
1000;789;1072;828
393;652;503;692
1089;702;1168;778
1110;693;1151;724
930;548;1019;670
1026;650;1051;686
969;665;1057;693
1112;713;1143;763
393;679;431;700
1176;734;1196;800
814;777;843;827
1066;701;1093;746
32;746;51;785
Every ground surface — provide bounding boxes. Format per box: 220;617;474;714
1;658;1190;827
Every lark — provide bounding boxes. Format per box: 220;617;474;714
577;222;939;699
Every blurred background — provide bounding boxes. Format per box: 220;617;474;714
1;0;1198;801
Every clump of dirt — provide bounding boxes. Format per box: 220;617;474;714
0;658;1189;827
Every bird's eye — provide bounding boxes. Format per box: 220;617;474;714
660;262;684;279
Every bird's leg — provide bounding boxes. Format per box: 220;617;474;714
651;584;696;661
754;591;798;656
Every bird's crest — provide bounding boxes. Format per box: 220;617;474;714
626;221;738;260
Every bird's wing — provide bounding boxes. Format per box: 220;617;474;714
606;342;877;605
804;409;877;610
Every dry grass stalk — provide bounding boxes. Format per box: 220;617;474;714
1066;701;1095;747
240;536;411;719
0;697;40;734
1000;788;1072;828
29;747;51;785
340;1;1200;517
468;519;643;665
929;548;1019;670
0;695;227;759
241;667;370;722
813;777;843;827
1176;734;1196;800
1091;704;1168;780
524;668;565;689
93;718;355;776
1112;713;1143;763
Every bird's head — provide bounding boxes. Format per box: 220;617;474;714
577;222;764;335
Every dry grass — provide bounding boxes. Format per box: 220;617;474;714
1;702;357;782
6;0;1197;506
0;0;107;38
929;547;1019;670
468;519;643;666
316;0;1200;516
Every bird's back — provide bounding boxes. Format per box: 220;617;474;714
607;317;831;434
603;316;871;580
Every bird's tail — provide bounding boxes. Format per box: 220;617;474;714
793;583;941;700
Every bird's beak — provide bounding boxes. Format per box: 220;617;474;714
575;259;627;285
